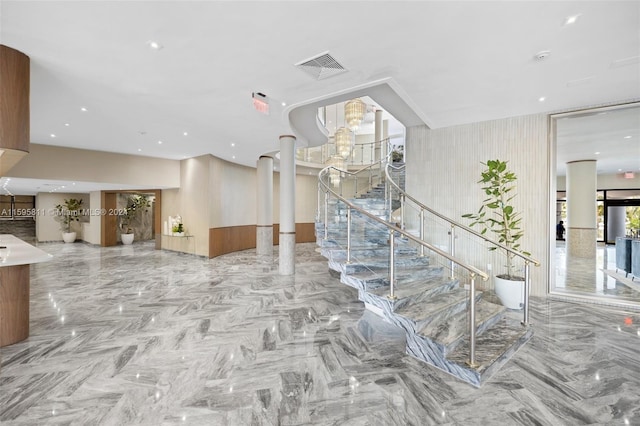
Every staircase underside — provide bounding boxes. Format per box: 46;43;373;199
317;192;532;387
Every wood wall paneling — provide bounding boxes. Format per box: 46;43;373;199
208;223;316;258
101;189;161;247
0;264;30;347
0;45;30;152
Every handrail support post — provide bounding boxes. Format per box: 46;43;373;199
449;225;456;279
387;230;397;300
346;206;352;264
522;261;531;326
467;274;478;368
419;209;425;257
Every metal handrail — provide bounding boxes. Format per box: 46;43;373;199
318;166;489;281
384;162;540;327
385;162;540;267
319;163;488;366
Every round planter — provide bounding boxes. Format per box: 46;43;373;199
494;275;524;310
62;232;77;243
121;233;134;245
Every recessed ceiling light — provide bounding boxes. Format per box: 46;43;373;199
64;123;70;127
624;135;632;139
147;40;163;50
50;134;56;138
138;148;142;152
281;102;287;107
183;132;188;136
564;14;581;26
538;97;546;102
158;140;163;144
231;143;235;147
81;107;87;112
232;155;236;159
595;151;600;155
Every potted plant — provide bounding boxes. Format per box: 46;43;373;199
55;198;83;243
391;145;404;162
462;159;530;309
172;222;184;236
120;194;150;245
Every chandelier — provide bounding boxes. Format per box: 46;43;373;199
334;127;353;159
326;155;345;187
344;98;366;131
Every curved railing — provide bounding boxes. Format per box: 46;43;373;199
318;154;490;366
384;162;540;326
298;137;397;167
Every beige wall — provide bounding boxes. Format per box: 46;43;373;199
557;173;640;191
82;191;102;244
162;156;211;256
9;144;180;188
35;192;90;242
209;156;257;227
406;114;549;296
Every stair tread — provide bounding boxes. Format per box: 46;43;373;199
417;300;506;348
446;315;532;373
394;287;469;320
368;275;456;300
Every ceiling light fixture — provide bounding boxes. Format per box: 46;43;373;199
345;98;366;131
335;127;353;159
64;123;70;127
595;151;600;155
50;134;56;138
183;132;188;136
624;135;632;139
534;50;551;61
158;140;163;144
147;40;163;50
138;148;142;152
563;14;581;26
81;107;87;112
326;155;345;187
538;97;546;102
281;102;287;107
231;143;235;147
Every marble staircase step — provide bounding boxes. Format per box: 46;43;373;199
329;253;431;275
340;264;445;291
322;246;419;262
415;299;506;356
445;315;533;387
393;287;479;333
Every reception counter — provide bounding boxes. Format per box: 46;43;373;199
0;234;52;347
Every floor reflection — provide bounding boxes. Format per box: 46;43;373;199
555;241;640;302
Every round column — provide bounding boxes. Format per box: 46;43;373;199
374;109;383;160
256;156;273;256
566;160;597;258
279;135;296;275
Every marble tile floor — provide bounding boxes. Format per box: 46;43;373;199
554;241;640;303
1;241;639;425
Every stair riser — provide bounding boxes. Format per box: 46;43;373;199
396;294;478;334
337;257;431;275
321;247;419;261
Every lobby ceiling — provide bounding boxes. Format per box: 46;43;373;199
0;1;639;186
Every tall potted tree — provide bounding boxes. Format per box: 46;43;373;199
462;159;530;309
120;194;150;245
55;198;84;243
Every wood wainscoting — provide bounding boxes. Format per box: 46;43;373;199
209;223;316;258
0;264;30;347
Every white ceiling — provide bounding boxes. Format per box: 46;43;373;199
1;1;639;193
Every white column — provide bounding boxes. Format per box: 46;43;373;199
279;135;296;275
566;160;597;258
256;156;273;256
374;109;383;161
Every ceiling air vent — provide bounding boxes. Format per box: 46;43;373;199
295;52;347;80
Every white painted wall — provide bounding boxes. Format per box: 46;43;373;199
406;114;549;296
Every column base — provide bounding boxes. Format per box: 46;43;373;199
256;226;273;256
279;233;296;275
567;227;597;259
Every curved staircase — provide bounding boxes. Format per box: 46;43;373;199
316;163;534;387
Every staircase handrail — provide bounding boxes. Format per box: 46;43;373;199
385;162;540;267
319;165;489;281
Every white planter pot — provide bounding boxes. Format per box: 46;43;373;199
494;275;524;310
121;233;134;245
62;232;77;243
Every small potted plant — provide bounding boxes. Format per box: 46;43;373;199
55;198;83;243
462;159;530;309
120;194;150;245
